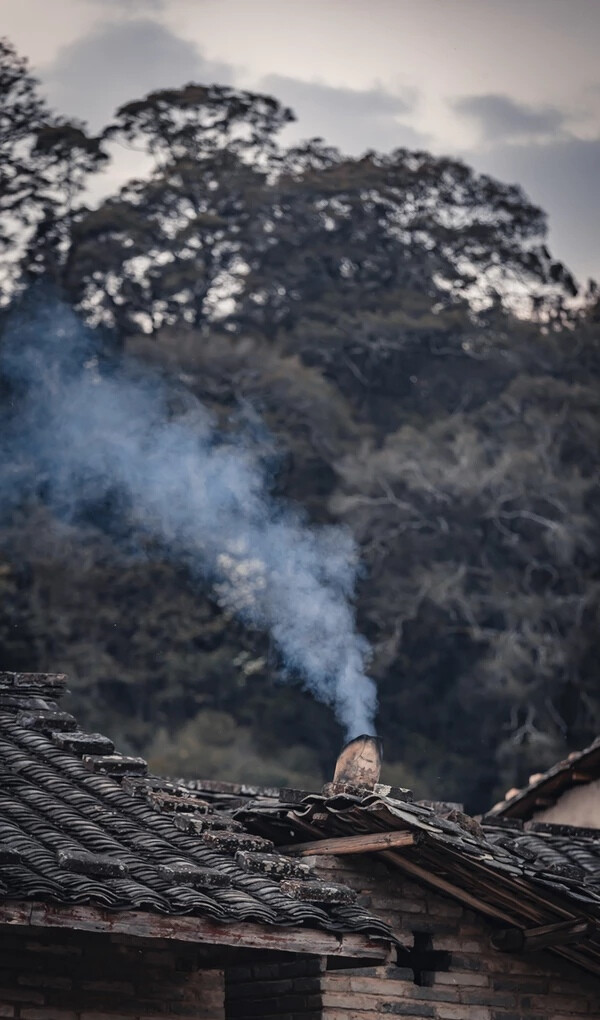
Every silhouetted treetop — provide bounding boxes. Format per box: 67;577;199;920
104;83;295;162
56;84;580;335
0;38;107;298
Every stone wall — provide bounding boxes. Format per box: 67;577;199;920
314;854;600;1020
0;925;224;1019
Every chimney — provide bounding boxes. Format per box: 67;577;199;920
323;735;413;802
324;734;383;795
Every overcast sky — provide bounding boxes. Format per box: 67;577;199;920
4;0;599;283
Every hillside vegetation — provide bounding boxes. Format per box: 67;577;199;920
1;38;598;809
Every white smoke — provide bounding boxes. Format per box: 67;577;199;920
0;295;377;738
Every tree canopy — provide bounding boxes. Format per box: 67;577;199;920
0;43;598;809
0;37;107;300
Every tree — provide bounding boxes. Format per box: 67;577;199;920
329;309;600;802
64;149;266;334
65;110;579;340
0;37;107;301
1;48;597;810
103;83;294;163
235;145;579;342
62;85;293;333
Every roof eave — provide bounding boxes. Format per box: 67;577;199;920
0;899;392;961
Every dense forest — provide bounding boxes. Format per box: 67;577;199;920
1;38;599;811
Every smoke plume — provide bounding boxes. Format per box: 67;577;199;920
0;296;377;738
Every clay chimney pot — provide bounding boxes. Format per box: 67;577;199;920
332;734;382;789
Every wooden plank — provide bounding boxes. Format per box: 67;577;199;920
378;850;518;925
0;901;389;960
281;830;417;856
522;917;595;951
495;872;574;921
282;824;537;925
433;841;589;928
493;918;595;953
431;850;550;925
380;851;600;977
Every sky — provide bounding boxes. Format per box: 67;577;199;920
3;0;599;284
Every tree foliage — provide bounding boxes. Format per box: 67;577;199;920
0;37;107;300
61;90;578;335
0;45;598;808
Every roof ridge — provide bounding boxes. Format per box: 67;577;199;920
0;671;68;711
487;735;600;821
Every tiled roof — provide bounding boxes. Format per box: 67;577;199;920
486;737;600;821
0;672;392;943
234;786;600;976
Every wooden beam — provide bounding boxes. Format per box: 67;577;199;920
378;850;518;926
434;852;552;926
492;918;596;954
282;829;523;926
281;830;417;856
0;901;389;960
380;851;600;978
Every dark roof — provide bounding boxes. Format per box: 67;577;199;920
234;786;600;977
486;737;600;821
0;672;392;945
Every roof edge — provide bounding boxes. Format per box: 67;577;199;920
488;737;600;821
0;900;393;960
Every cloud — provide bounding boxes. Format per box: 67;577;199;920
83;0;165;8
91;0;165;7
454;93;567;144
41;18;235;131
260;74;428;154
453;92;599;283
465;136;600;284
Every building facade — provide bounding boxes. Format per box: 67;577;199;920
1;671;599;1019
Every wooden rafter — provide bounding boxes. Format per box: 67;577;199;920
377;849;518;925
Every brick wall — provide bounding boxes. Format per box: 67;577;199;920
313;854;600;1020
225;954;323;1020
3;869;599;1020
0;925;224;1019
